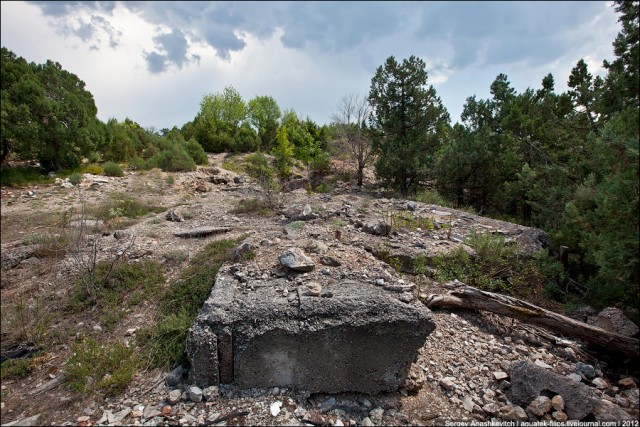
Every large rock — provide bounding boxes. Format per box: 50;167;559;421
187;269;435;394
587;307;639;337
509;361;596;420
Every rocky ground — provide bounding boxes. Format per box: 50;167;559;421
1;154;638;426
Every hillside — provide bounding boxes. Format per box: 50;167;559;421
1;155;637;426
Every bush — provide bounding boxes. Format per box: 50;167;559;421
414;189;450;206
146;238;241;367
81;164;104;175
230;198;272;216
66;337;138;396
68;172;83;186
146;146;195;172
69;260;165;329
184;139;208;165
93;195;165;221
102;161;124;177
0;165;54;187
1;358;33;380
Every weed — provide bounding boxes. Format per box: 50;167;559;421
69;260;165;329
165;175;175;185
3;295;52;346
65;337;138;396
164;251;188;264
92;195;164;221
389;256;403;274
230;198;272;216
332;219;347;228
288;221;305;230
182;210;195;220
413;255;428;275
102;162;124;177
388;210;435;231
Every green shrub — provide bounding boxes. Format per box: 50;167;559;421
93;196;164;221
184;139;208;165
310;150;331;175
146;238;241;367
230;198;272;216
68;172;83;186
66;337;138;396
0;165;53;187
414;189;450;206
389;210;435;231
102;162;124;177
146;146;195;172
222;158;244;173
69;260;165;329
313;181;334;193
81;164;104;175
1;358;33;380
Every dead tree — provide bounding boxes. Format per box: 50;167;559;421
331;93;373;187
424;281;639;359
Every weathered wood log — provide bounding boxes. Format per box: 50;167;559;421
424;281;639;358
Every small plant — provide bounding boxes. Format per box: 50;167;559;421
102;162;124;177
314;182;334;194
69;260;165;329
388;210;435;231
182;210;195;220
164;251;188;264
288;220;305;230
165;175;175;185
93;195;165;221
145;238;241;367
243;153;282;208
222;158;244;173
413;255;428;275
66;337;138;396
1;358;34;380
230;198;272;216
146;146;196;172
332;219;347;228
413;189;450;206
389;256;403;274
68;172;83;186
5;295;52;346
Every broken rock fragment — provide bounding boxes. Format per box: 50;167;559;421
279;247;315;272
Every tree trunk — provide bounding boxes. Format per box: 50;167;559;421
424;282;639;359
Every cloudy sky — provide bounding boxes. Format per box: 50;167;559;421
1;1;621;130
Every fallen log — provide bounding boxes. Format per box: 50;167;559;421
424;281;639;359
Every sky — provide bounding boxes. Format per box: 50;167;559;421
1;1;622;130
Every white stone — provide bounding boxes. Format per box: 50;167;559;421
270;401;283;416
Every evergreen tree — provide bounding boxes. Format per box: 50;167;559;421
368;55;450;195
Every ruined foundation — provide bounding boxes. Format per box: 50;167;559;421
187;269;435;394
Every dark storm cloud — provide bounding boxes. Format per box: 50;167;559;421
415;1;610;68
27;1;616;75
144;28;199;73
28;1;116;16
